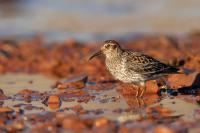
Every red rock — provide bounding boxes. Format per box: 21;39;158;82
12;121;25;131
117;80;159;95
167;72;198;89
0;107;14;113
118;125;130;133
93;122;116;133
0;65;6;73
48;95;60;104
18;89;36;95
62;115;86;130
30;122;58;133
184;55;200;71
154;125;176;133
71;104;87;114
129;128;145;133
0;89;7;100
16;89;42;102
0;119;5;126
48;103;61;110
94;117;109;127
146;80;159;94
146;105;172;119
55;112;66;123
117;84;137;95
57;75;88;90
47;95;61;110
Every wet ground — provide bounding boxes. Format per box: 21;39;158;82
0;34;200;132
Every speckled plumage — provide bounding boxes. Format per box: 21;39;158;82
106;50;179;84
89;40;180;97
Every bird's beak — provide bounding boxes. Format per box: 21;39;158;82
88;50;102;61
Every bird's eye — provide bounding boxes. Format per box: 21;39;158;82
105;44;110;48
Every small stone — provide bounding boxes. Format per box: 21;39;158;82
16;89;42;102
168;72;197;89
146;80;159;94
154;125;176;133
18;89;34;95
94;117;109;127
47;95;61;110
13;121;25;131
57;75;88;90
48;95;61;104
62;115;86;130
0;119;5;126
0;107;14;113
0;89;7;100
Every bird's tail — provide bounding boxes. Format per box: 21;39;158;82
165;66;184;74
177;69;185;74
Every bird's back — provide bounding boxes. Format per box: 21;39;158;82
121;50;180;82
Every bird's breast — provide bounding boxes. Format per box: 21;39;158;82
105;58;130;82
106;58;123;76
105;58;144;83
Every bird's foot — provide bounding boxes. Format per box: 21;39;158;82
135;97;146;107
136;95;143;98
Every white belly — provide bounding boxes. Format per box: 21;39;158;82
106;61;143;83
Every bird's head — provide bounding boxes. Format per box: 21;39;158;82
89;40;122;60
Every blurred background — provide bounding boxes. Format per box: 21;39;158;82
0;0;200;41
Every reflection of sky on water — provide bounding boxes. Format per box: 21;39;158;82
0;0;200;41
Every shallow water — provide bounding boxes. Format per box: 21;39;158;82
0;73;53;95
0;73;199;124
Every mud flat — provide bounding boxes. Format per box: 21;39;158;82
0;34;200;132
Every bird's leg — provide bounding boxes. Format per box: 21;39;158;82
160;77;170;89
136;97;146;107
132;84;140;98
135;86;140;98
139;87;146;98
158;77;172;97
140;98;146;107
139;82;146;98
136;97;141;107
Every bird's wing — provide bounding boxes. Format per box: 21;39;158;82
123;51;179;75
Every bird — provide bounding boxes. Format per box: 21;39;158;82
89;40;182;97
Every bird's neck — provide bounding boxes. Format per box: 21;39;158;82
105;49;123;60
